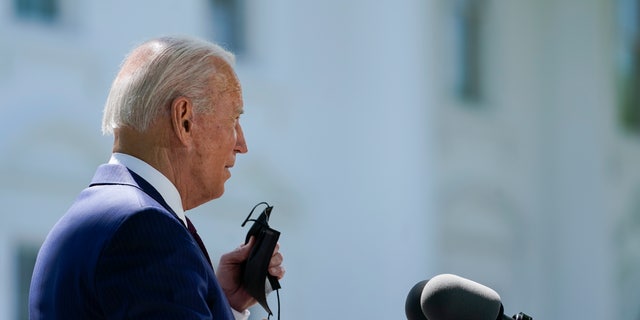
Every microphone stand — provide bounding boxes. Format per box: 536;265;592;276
505;312;533;320
500;303;533;319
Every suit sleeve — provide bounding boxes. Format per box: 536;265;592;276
95;208;219;319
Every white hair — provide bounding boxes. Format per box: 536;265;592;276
101;36;236;135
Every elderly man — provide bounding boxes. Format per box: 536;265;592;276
29;36;284;319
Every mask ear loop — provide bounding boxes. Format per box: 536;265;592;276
276;289;281;320
241;201;270;227
267;281;281;320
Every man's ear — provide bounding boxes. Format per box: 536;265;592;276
170;96;194;146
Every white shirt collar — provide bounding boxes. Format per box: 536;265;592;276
109;153;187;228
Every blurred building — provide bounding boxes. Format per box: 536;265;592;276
1;0;639;319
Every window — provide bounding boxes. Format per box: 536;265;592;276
617;0;640;133
452;0;486;102
208;0;246;55
13;0;59;24
15;242;39;320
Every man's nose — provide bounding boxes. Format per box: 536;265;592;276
235;123;248;154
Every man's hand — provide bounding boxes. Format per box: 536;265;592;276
216;237;285;312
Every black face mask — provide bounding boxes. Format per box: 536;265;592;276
241;202;281;318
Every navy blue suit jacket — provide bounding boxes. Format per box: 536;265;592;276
29;164;235;319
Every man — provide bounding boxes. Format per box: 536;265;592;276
29;36;285;319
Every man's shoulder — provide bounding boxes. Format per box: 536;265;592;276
64;181;179;234
79;180;163;210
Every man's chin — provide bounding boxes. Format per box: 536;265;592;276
210;186;225;200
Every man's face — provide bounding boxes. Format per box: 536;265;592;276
188;63;247;206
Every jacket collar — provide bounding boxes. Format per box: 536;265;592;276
90;164;180;223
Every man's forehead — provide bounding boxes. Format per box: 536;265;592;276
205;56;244;115
216;86;243;116
209;61;242;95
233;96;245;115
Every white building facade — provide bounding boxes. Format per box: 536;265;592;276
1;0;639;319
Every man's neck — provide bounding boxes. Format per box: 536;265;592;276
109;152;188;227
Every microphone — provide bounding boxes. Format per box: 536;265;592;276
407;274;533;320
405;280;429;320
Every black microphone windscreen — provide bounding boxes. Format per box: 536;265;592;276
420;274;502;320
405;280;429;320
